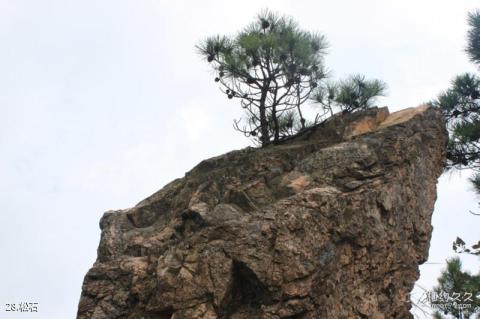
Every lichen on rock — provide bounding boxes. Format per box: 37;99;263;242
77;106;447;319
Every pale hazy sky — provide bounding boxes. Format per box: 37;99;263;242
1;1;479;318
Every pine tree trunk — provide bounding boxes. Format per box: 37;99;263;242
259;106;269;146
272;105;279;142
259;92;269;146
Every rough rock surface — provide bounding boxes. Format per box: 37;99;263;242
77;106;447;319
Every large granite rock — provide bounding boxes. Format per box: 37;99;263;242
77;106;447;319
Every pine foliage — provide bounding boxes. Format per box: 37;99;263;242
197;10;328;145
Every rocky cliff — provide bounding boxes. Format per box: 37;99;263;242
77;106;447;319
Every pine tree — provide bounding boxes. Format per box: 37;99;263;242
197;10;328;146
432;10;480;256
431;257;480;319
314;74;386;115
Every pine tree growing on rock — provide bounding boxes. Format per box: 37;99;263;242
313;74;387;115
197;10;328;146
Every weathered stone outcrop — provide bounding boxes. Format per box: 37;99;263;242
77;106;447;319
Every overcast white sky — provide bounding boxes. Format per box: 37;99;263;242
1;0;479;318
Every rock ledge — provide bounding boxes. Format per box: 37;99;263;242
78;106;447;319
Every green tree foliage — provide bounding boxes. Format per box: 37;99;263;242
436;73;480;172
431;257;480;319
453;237;480;256
313;74;387;115
467;10;480;65
197;10;328;146
432;10;480;256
